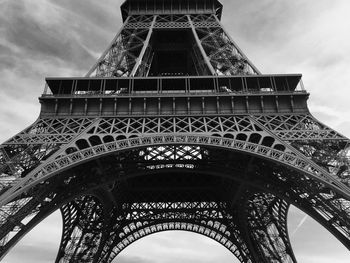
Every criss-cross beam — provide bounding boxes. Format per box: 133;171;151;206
0;144;349;261
55;196;106;263
0;0;350;261
95;202;254;263
242;193;296;262
86;11;260;77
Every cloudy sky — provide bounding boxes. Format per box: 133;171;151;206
0;0;350;262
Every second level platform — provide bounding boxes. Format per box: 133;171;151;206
40;74;309;117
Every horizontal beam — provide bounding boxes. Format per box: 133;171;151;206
39;93;309;117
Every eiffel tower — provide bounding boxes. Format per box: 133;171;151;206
0;0;349;262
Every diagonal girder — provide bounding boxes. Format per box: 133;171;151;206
0;142;349;261
0;1;350;261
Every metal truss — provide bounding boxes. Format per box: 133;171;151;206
189;14;259;75
0;143;348;262
244;193;296;262
86;13;260;77
0;0;350;261
253;114;346;140
97;201;253;263
57;196;105;262
0;114;349;253
3;114;346;146
1;114;348;194
253;114;350;187
86;15;156;77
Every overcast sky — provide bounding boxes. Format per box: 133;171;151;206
0;0;350;262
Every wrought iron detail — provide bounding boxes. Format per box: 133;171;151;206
0;0;349;262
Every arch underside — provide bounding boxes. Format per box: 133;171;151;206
0;0;349;260
1;115;349;205
0;145;349;262
57;193;293;263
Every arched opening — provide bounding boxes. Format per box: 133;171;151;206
76;139;90;149
116;135;127;141
89;135;103;146
236;133;247;141
287;205;349;262
223;133;234;139
65;147;78;155
3;208;350;262
261;136;275;147
114;231;240;263
103;135;115;143
1;142;349;262
3;211;62;262
248;133;261;144
274;144;286;151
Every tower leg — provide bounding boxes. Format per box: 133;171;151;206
93;203;258;263
242;192;297;263
56;196;106;263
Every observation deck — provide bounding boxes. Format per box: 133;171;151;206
40;74;309;117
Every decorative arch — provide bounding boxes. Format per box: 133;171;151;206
103;221;250;263
2;134;348;209
0;148;349;262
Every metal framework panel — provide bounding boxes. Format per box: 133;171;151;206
0;0;349;262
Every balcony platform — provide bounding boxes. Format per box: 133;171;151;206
44;74;304;96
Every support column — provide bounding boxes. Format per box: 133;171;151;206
130;15;157;77
187;15;216;76
242;193;297;263
56;196;106;263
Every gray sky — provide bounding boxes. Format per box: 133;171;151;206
0;0;350;262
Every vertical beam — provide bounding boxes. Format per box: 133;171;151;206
187;15;216;76
130;15;158;77
43;82;49;95
55;99;58;115
231;96;235;113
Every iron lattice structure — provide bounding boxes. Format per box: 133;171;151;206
0;0;349;262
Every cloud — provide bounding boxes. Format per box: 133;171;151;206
295;256;350;263
221;0;350;136
0;0;112;141
115;255;153;263
291;214;308;237
0;92;39;144
288;206;349;262
49;0;122;31
0;0;96;73
2;211;61;263
2;244;58;263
